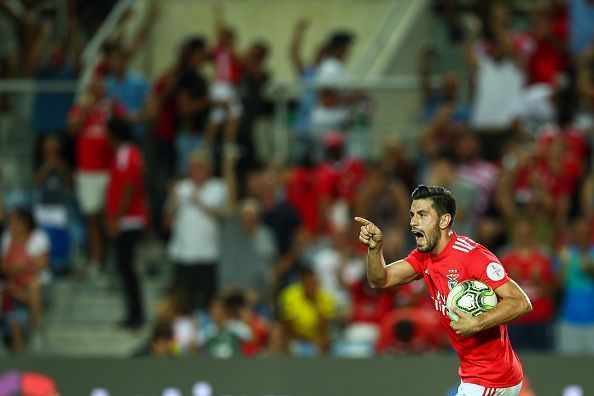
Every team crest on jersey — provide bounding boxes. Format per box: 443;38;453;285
446;269;459;290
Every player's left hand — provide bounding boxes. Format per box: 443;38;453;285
449;308;481;336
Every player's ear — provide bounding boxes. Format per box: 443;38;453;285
439;214;452;230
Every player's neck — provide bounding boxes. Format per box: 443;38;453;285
431;229;454;256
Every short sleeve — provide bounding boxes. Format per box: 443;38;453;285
28;230;50;256
405;249;426;277
466;246;510;291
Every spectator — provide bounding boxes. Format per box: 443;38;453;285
237;40;272;172
455;131;499;218
381;139;416;193
426;151;480;238
316;131;365;232
581;163;594;243
33;135;73;273
148;321;175;357
0;4;18;110
173;37;211;175
375;307;446;354
278;267;335;355
104;45;150;142
154;286;198;355
135;320;175;357
289;17;328;136
164;151;227;310
247;165;305;292
67;77;127;276
1;208;50;353
93;2;159;78
262;321;290;356
28;21;81;156
308;227;363;317
557;217;594;354
199;291;253;358
353;164;410;232
204;3;243;149
310;31;356;135
577;43;594;113
420;103;464;164
500;218;556;350
569;0;594;56
146;37;208;235
105;117;148;330
418;45;469;123
285;152;324;235
495;142;557;247
464;7;524;160
220;152;277;306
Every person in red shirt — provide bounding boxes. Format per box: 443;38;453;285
356;185;532;396
501;218;555;350
67;77;127;274
105;117;148;329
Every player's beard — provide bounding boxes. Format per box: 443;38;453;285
417;225;440;253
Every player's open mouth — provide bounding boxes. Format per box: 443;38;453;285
412;230;425;244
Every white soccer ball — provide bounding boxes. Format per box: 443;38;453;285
446;280;498;321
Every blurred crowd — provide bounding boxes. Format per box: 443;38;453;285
0;0;593;359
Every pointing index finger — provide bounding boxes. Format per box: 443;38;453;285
354;217;371;226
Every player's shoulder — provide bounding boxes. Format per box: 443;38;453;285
450;234;479;254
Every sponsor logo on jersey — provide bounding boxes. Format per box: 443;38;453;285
486;262;505;281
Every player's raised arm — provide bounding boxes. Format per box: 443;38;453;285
354;217;419;289
451;279;532;336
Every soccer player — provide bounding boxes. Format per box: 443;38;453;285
355;185;532;396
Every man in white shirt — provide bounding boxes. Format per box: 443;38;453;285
310;31;356;137
164;151;227;310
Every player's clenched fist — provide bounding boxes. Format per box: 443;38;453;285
354;217;383;250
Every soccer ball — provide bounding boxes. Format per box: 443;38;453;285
446;280;498;321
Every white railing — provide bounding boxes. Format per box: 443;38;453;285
77;0;136;95
267;74;440;164
352;0;430;78
0;79;79;93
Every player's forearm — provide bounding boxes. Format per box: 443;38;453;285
366;246;388;288
475;296;532;332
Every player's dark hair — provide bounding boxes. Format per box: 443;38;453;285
411;185;456;226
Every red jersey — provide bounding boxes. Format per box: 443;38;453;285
68;99;126;172
105;144;148;229
405;233;523;388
